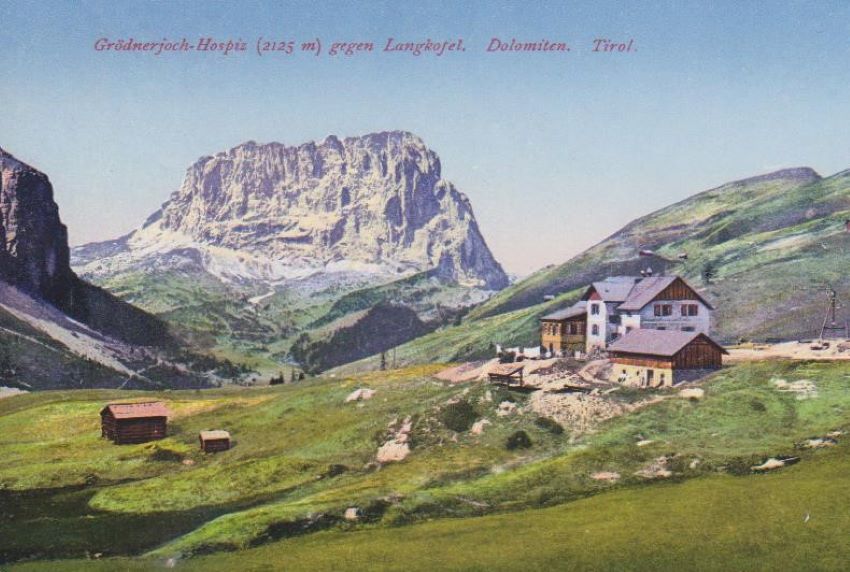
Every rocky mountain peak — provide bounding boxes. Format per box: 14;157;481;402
129;131;507;289
0;148;74;304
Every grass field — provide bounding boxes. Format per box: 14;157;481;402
3;359;850;569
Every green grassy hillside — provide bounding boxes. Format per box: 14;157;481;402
91;263;483;374
4;359;850;569
332;289;581;374
469;167;850;343
27;442;850;571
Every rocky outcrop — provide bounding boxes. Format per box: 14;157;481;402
0;146;174;348
0;147;74;305
83;131;508;289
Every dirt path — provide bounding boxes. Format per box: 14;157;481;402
727;340;850;362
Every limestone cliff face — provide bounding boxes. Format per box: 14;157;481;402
132;131;508;289
0;147;174;348
0;147;74;304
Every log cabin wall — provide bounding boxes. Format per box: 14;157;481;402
201;438;231;453
101;416;167;444
608;354;674;369
672;339;723;369
541;317;587;352
655;278;701;302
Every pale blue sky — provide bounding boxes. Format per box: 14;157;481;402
2;1;850;274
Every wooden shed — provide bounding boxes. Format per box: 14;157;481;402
487;363;525;386
100;402;169;445
607;329;727;388
199;430;231;453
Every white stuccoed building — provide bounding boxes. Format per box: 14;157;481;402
579;275;713;352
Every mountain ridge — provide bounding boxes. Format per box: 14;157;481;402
71;132;509;371
77;130;508;290
470;166;833;321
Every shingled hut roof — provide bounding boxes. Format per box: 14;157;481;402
100;402;170;419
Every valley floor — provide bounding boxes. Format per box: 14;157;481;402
2;359;850;570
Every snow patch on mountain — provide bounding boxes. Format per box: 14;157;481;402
73;131;508;292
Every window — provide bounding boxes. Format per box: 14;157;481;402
657;326;667;330
591;324;599;336
654;304;672;317
569;323;578;335
681;304;699;317
682;326;695;332
591;303;600;315
625;326;633;333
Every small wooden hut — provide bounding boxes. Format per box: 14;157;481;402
199;430;231;453
100;402;169;444
487;363;525;386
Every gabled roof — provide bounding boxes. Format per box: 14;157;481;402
488;363;525;377
582;277;639;303
101;401;170;419
608;329;728;357
618;276;713;311
200;430;231;441
541;302;587;321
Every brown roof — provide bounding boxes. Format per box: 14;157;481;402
619;276;713;311
541;302;586;321
487;363;525;377
608;329;727;357
582;277;639;303
101;401;170;419
199;430;231;441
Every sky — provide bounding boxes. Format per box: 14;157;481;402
2;1;850;275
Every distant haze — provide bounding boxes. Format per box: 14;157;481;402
2;1;850;275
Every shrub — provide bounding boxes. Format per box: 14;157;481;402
724;455;763;476
148;446;184;463
439;400;478;432
534;416;564;435
506;430;532;450
750;399;767;412
324;464;348;478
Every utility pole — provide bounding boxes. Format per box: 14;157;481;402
820;286;848;339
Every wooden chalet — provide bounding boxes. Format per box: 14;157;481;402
199;430;232;453
540;303;587;355
607;329;727;387
100;402;169;445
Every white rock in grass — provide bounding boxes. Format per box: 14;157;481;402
377;441;410;463
345;388;376;403
591;471;620;482
471;419;491;435
497;401;517;417
752;458;787;472
679;388;704;400
344;507;360;521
